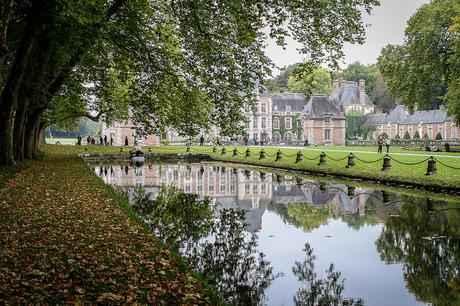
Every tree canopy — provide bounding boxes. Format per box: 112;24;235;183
339;61;378;95
377;0;459;120
0;0;380;165
287;66;332;97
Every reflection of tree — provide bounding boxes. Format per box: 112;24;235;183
187;209;275;306
132;187;214;249
288;203;332;232
341;208;379;230
132;188;274;305
376;201;460;305
268;203;331;232
293;243;364;306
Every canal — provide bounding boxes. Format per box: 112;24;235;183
87;159;460;306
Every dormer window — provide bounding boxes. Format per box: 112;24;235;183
286;105;291;113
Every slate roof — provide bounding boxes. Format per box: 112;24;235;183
403;109;452;124
272;93;307;113
300;95;345;119
363;113;387;126
364;105;452;125
337;84;373;107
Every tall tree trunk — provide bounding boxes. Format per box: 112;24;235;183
24;112;40;159
0;0;46;165
0;0;14;84
13;98;29;161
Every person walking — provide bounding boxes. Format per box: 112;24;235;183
104;135;108;146
377;137;383;154
77;135;82;146
199;135;204;146
125;136;129;146
110;136;113;146
100;135;103;145
385;138;391;153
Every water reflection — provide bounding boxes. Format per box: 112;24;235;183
293;243;364;306
376;200;460;304
132;187;274;305
88;160;460;305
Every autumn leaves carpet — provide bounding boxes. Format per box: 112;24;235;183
0;152;215;304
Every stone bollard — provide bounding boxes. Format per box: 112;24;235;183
221;147;226;155
275;150;283;161
347;186;356;198
295;151;303;163
212;146;217;153
85;146;88;151
382;190;391;204
317;152;327;165
244;170;251;179
296;177;303;186
275;174;284;184
381;155;391;171
346;153;355;168
425;157;437;176
148;147;152;152
259;172;266;181
259;149;266;160
245;148;251;158
186;146;190;152
233;147;238;157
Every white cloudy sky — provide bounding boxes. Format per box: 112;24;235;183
265;0;429;75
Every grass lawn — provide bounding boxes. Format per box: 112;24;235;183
41;143;460;190
152;145;460;191
0;148;218;304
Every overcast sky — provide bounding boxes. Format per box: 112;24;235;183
265;0;429;75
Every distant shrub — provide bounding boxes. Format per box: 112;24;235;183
435;132;442;140
403;131;411;140
413;131;421;139
422;133;429;141
445;142;450;152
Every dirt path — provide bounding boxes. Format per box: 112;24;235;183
0;153;215;304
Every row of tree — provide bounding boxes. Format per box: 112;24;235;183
0;0;379;165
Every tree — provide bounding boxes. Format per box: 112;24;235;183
339;61;377;95
377;0;459;120
0;0;380;165
435;132;443;140
413;131;421;139
346;112;364;140
275;63;300;91
403;131;411;140
287;66;332;97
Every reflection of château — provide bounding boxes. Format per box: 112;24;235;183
92;163;391;231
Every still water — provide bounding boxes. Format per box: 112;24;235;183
88;160;460;306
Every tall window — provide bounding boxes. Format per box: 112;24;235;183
261;103;266;113
324;116;331;123
286;105;291;113
253;117;258;128
245;120;250;129
261;117;266;128
285;117;292;129
324;129;331;141
244;103;250;112
285;132;292;141
273;117;280;129
273;132;281;141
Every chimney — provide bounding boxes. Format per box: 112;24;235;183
332;80;340;100
359;79;366;106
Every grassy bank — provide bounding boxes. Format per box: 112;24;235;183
0;149;219;304
42;144;460;191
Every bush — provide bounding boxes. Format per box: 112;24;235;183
422;133;429;141
394;134;400;139
413;131;421;139
445;142;450;152
435;132;442;140
403;131;411;140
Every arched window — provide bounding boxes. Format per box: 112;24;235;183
273;117;280;129
273;131;281;142
285;132;292;141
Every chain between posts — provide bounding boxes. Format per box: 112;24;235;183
388;155;431;166
433;157;460;170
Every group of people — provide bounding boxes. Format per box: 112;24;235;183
76;134;114;146
377;137;391;153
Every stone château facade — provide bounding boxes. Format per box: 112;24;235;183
332;79;374;115
271;93;306;142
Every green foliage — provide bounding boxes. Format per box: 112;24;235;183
287;65;332;97
378;0;459;119
346;112;365;140
394;134;400;139
404;131;411;140
287;203;331;232
413;131;421;140
339;62;378;95
275;63;301;90
435;132;443;140
371;72;396;113
422;133;430;141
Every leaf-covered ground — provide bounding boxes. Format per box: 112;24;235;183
0;151;217;304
